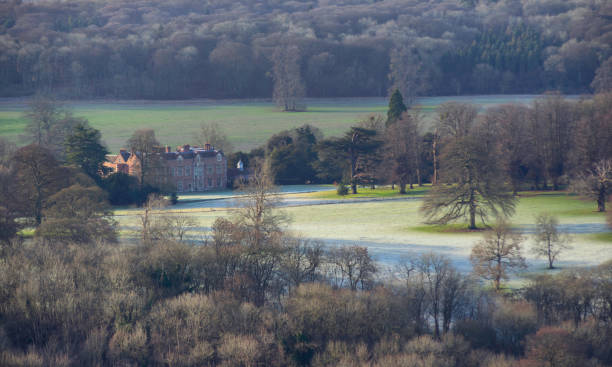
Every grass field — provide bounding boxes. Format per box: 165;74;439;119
114;187;612;281
0;95;550;152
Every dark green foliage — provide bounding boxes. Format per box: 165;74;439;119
101;172;159;206
64;121;109;181
267;125;320;185
386;89;407;126
317;127;382;194
36;184;117;243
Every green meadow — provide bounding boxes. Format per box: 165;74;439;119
0;95;544;152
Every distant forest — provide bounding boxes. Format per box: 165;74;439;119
0;0;611;99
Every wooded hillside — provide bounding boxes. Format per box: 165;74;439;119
0;0;610;99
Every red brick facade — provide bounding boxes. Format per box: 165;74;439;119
105;144;227;192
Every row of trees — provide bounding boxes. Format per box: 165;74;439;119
233;92;611;228
1;165;611;366
1;0;611;99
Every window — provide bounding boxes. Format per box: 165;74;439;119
207;166;213;175
207;178;212;187
177;182;183;192
185;166;191;176
217;177;222;187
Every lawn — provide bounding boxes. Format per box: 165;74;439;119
113;188;612;280
0;95;549;152
299;185;430;199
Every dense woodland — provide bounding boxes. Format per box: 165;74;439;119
0;0;611;100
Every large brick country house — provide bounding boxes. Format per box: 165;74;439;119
104;144;227;192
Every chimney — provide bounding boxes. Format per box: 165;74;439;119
165;145;171;153
204;143;212;151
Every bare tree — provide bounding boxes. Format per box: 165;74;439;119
412;252;454;339
234;162;288;247
421;136;516;229
280;237;323;292
198;122;234;153
329;245;377;291
470;220;526;291
436;102;478;141
23;95;63;147
384;112;421;193
139;194;169;244
12;144;68;225
571;159;612;212
162;214;198;242
127;129;160;186
271;44;306;112
23;96;82;158
532;213;572;269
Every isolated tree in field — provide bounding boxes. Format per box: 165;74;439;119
384;112;421;193
64;122;109;181
318;127;381;194
271;45;306;112
532;213;572;269
421;136;517;229
127;129;160;186
386;89;408;126
36;184;117;243
12;145;68;225
470;220;526;291
571;159;612;212
198;122;234;153
329;245;377;291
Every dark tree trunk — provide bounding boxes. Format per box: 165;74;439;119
597;192;605;212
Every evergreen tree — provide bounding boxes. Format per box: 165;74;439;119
386;89;408;126
65;122;109;181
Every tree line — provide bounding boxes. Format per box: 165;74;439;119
233;92;612;223
0;0;611;101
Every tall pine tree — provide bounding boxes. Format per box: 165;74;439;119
65;122;109;181
387;89;408;126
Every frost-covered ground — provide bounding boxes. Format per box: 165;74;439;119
115;187;612;279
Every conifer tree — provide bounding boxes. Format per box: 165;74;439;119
386;89;408;126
